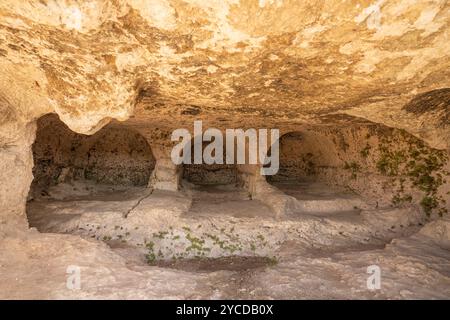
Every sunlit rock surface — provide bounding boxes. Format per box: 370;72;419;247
0;0;449;143
0;1;449;300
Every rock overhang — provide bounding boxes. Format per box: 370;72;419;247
0;0;448;148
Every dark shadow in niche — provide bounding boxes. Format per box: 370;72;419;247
29;113;156;198
182;140;238;186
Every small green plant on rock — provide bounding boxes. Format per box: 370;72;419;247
376;131;449;217
266;256;278;266
360;144;371;158
420;196;438;216
344;161;361;179
145;241;156;263
392;194;412;206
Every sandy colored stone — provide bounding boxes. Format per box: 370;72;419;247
0;0;449;300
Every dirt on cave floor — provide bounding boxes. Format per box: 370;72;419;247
1;180;450;299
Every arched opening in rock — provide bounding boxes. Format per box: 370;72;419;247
182;141;273;218
3;2;450;299
268;131;326;184
182;139;238;187
27;114;156;230
266;125;450;216
266;130;367;215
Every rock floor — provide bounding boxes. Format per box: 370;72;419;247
1;181;449;299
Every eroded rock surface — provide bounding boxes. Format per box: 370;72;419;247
0;0;449;300
1;1;449;138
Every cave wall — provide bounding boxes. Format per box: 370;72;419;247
0;1;449;228
31;114;156;193
184;164;237;185
180;139;238;186
269;124;450;215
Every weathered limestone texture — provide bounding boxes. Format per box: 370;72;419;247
0;123;35;228
269;124;450;216
149;144;182;191
31;114;156;195
0;0;449;227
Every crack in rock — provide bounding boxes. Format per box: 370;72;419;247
123;189;154;218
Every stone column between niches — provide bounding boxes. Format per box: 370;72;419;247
236;164;296;218
148;143;182;191
0;122;36;230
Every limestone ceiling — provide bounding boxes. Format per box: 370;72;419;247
0;0;449;147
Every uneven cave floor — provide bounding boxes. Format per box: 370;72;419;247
1;180;450;299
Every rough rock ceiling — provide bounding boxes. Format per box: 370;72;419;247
0;0;449;147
